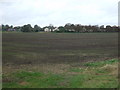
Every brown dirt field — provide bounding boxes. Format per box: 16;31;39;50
2;32;118;73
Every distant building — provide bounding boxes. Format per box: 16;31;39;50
44;28;51;32
53;27;59;32
44;27;59;32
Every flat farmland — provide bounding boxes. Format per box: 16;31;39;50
2;32;119;88
3;33;118;65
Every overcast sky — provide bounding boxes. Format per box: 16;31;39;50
0;0;119;27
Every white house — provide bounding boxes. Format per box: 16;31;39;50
44;27;59;32
44;28;51;32
53;27;59;32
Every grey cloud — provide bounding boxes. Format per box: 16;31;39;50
1;0;119;27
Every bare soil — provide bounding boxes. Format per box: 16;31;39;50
2;33;118;73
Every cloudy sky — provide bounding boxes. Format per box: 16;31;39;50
0;0;119;27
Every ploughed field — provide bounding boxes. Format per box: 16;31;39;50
2;32;118;88
3;33;118;66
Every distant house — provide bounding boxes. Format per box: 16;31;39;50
44;28;51;32
53;27;59;32
44;27;59;32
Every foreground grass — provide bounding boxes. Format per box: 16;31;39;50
3;59;118;88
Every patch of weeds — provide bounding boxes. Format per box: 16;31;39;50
3;71;65;88
69;68;84;72
84;59;118;67
68;70;118;88
93;75;118;88
26;73;64;88
95;69;107;74
68;74;89;88
14;71;44;79
3;82;20;88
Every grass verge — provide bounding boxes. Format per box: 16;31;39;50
3;59;119;88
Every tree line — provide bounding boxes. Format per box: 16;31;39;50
1;23;120;32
